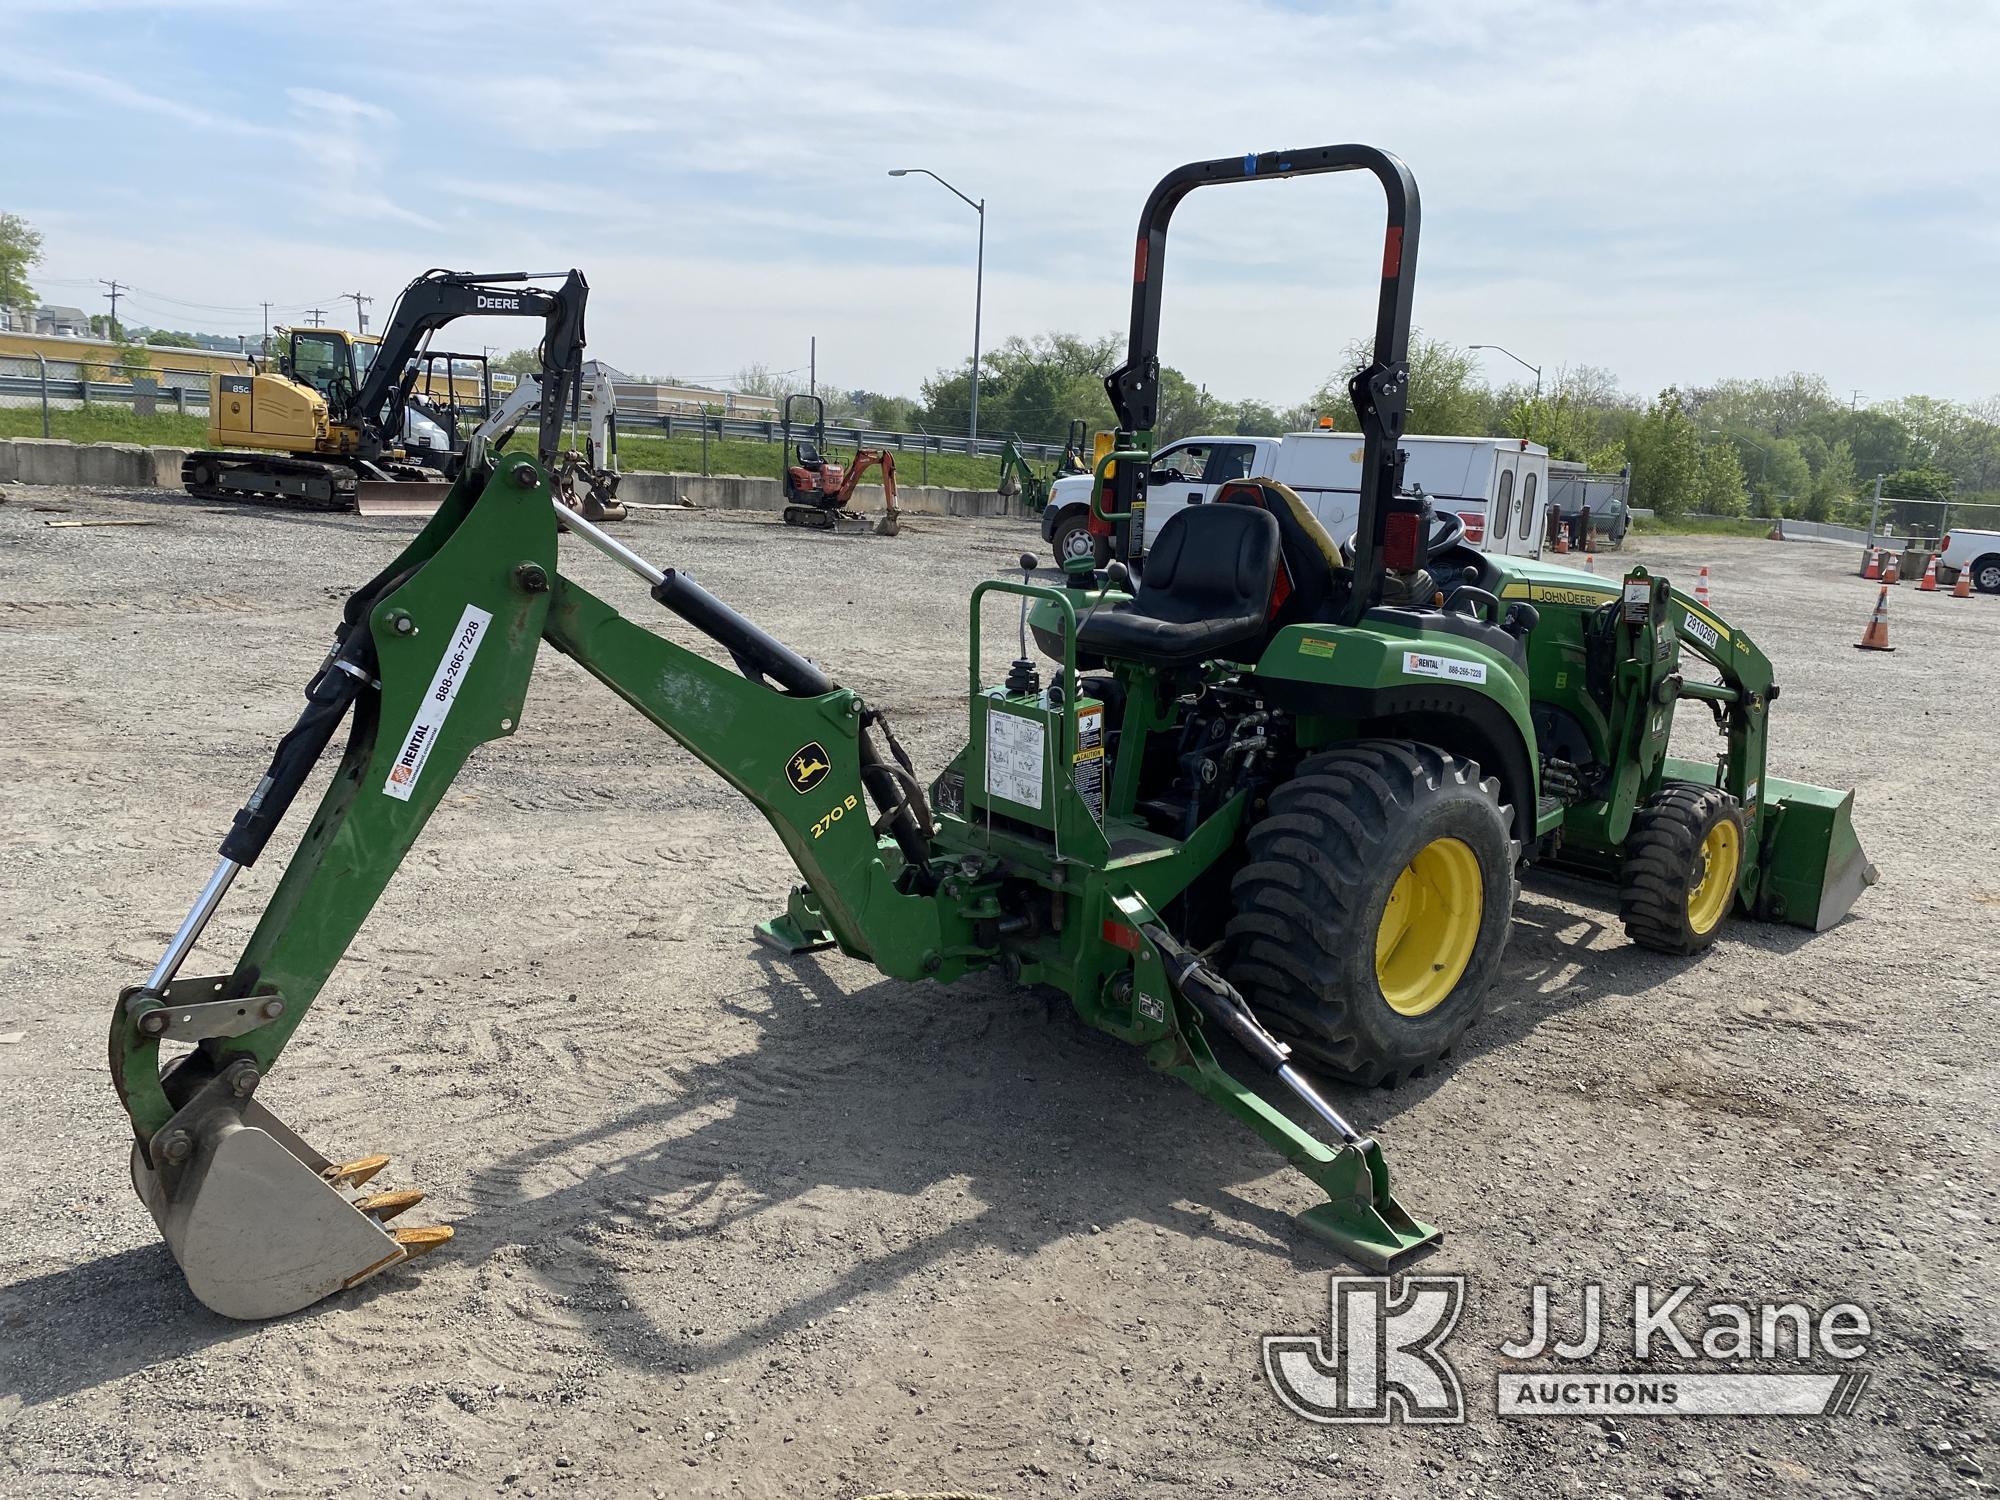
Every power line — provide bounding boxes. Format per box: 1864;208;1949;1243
303;307;327;328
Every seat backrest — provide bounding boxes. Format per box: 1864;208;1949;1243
1136;504;1281;624
796;440;822;469
1215;478;1347;627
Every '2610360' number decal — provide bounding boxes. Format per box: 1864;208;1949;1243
811;794;859;839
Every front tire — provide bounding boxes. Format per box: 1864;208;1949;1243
1050;509;1111;570
1226;741;1518;1087
1619;783;1745;954
1972;553;2000;595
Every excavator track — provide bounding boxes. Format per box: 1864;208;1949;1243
182;451;360;512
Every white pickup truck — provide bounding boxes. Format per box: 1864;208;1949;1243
1938;529;2000;594
1040;430;1552;567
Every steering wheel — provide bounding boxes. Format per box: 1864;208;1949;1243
1426;507;1466;557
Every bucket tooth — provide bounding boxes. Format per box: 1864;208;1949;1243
392;1225;454;1260
354;1188;425;1222
323;1153;392;1188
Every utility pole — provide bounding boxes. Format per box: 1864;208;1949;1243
344;291;373;334
809;336;816;403
304;307;327;328
100;279;127;340
261;301;273;357
1862;472;1884;571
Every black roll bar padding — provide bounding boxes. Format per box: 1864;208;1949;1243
1101;145;1419;620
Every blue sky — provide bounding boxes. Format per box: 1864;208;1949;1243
5;0;1997;414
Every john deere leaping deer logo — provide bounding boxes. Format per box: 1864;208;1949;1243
786;741;832;794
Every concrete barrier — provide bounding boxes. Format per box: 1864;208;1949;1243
10;438;83;486
618;469;1014;519
75;443;155;487
151;446;192;487
0;438;190;489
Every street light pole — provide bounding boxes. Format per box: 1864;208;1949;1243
890;167;985;445
1469;343;1542;436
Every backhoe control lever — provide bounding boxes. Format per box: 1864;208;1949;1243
219;629;377;868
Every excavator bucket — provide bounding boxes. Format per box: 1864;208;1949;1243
131;1094;449;1321
1755;774;1880;931
874;509;900;537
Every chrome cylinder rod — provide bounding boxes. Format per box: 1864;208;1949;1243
144;857;241;994
555;498;665;588
1276;1063;1366;1146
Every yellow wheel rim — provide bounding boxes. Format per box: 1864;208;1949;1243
1373;836;1484;1017
1686;819;1740;935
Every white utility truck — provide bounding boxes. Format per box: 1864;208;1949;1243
1040;430;1552;567
1937;529;2000;594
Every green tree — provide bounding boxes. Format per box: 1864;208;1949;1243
493;347;542;376
1805;439;1857;522
0;211;41;313
1626;388;1703;517
1698;442;1748;516
1756;438;1812;516
1880;464;1953;505
115;342;152;378
1323;330;1485;435
142;329;203;349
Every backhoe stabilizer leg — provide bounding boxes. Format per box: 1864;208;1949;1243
1141;921;1440;1268
755;883;837;954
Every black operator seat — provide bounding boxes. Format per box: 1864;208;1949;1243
1074;504;1281;667
795;440;823;470
1214;478;1350;630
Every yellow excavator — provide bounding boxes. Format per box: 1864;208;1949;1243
183;269;618;519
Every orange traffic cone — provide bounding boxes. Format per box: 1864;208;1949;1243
1918;555;1939;592
1953;560;1974;598
1863;548;1881;580
1584;554;1597;574
1695;565;1711;605
1854;586;1894;651
1882;554;1900;585
1555;528;1570;555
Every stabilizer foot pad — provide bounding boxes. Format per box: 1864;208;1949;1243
1296;1200;1440;1270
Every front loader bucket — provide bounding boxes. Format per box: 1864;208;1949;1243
1755;774;1880;931
132;1097;448;1320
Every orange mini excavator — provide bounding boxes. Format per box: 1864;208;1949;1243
780;393;900;535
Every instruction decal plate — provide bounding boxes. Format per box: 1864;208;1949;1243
384;603;492;801
1403;649;1488;685
986;709;1046;810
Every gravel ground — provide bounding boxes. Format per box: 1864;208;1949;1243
0;483;1993;1499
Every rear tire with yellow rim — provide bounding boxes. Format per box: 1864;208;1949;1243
1226;741;1517;1087
1618;783;1746;954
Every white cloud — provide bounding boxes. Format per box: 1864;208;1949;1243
8;0;1998;407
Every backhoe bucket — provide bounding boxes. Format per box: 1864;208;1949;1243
874;509;900;537
131;1097;448;1320
1755;774;1880;931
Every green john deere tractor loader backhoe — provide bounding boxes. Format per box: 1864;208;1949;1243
109;145;1874;1321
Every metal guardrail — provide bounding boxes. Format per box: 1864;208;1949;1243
0;360;1067;464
